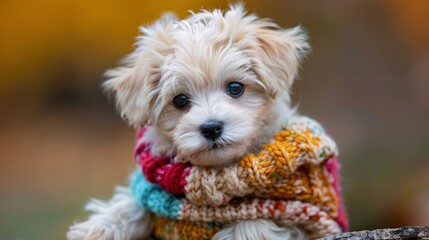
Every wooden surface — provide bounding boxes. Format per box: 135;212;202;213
322;226;429;240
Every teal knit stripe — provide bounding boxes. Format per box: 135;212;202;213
131;169;182;219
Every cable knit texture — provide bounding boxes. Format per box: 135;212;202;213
132;116;348;239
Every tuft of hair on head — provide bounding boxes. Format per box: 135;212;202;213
184;3;310;98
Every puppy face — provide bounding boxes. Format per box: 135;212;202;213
103;5;309;166
160;47;269;166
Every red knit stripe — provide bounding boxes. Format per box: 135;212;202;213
135;128;191;194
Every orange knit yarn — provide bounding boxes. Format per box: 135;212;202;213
154;216;222;240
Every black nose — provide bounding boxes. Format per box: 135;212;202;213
200;120;223;140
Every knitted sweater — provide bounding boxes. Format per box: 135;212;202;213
131;116;348;239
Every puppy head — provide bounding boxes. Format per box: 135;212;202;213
103;5;309;166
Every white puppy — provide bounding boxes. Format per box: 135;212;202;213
68;4;309;240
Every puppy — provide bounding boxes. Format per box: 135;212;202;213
68;4;309;240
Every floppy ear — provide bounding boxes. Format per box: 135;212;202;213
102;13;176;128
251;24;310;98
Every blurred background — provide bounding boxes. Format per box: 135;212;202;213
1;0;428;239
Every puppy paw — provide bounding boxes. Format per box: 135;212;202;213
212;219;308;240
173;154;187;163
152;144;172;157
67;220;127;240
67;186;153;240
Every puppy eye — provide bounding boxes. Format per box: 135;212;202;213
173;94;189;109
226;82;244;97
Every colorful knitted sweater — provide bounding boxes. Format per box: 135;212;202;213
131;116;348;239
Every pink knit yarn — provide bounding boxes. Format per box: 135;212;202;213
134;128;191;194
325;157;349;231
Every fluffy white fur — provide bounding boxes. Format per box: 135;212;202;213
212;220;307;240
67;187;153;240
68;4;309;240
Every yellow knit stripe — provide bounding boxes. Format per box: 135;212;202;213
154;216;222;240
253;164;338;217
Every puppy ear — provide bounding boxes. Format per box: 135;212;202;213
102;13;176;128
251;24;310;98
